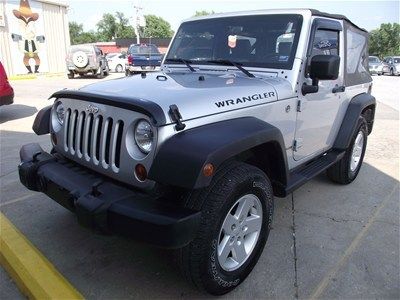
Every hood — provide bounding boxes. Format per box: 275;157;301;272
77;71;295;125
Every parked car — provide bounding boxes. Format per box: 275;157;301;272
19;9;375;295
0;62;14;106
107;53;127;73
125;44;163;75
66;44;110;79
368;56;383;75
382;56;400;75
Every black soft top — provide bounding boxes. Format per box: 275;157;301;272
310;9;368;33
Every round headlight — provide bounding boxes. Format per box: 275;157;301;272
134;120;154;154
55;102;65;124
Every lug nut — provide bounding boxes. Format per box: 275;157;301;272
231;224;236;231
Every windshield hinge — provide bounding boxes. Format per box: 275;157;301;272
169;104;186;131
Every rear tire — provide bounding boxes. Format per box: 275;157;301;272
178;162;274;295
327;117;368;184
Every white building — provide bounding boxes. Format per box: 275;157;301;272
0;0;70;76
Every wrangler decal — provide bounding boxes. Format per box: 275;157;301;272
215;92;276;108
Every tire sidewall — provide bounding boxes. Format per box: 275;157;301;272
347;118;368;180
200;169;273;294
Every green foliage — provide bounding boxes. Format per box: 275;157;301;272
96;12;136;41
69;12;174;45
193;10;215;17
369;23;400;58
69;21;98;45
141;15;174;38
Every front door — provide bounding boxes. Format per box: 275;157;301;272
294;21;345;161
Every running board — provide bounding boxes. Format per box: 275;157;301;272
285;150;345;195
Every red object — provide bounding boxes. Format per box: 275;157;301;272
127;54;134;65
0;62;14;106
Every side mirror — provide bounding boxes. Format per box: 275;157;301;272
302;55;340;95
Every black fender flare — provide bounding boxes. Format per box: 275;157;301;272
333;93;376;150
32;105;51;135
148;117;288;189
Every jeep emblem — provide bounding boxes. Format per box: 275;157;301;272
85;104;99;114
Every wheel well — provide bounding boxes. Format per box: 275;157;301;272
234;141;287;196
361;104;375;134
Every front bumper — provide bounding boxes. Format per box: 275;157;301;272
18;143;200;248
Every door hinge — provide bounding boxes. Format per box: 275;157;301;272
297;99;307;112
293;138;303;152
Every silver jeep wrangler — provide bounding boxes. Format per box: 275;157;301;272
19;9;375;295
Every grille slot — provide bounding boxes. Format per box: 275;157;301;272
63;108;123;173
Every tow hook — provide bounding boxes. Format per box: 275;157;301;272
169;104;186;131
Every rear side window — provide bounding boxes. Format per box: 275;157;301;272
345;24;371;86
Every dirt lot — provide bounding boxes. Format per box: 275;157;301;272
1;73;399;299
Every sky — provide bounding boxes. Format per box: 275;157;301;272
65;0;399;32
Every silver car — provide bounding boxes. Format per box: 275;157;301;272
382;56;400;75
368;56;383;75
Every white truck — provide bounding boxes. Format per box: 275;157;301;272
19;9;375;295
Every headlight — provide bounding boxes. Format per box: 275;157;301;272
134;120;154;154
54;102;65;124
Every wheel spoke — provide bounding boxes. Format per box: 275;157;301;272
218;235;233;262
223;213;237;235
233;241;247;263
234;197;253;220
244;215;262;234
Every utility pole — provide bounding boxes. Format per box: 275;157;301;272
134;4;143;44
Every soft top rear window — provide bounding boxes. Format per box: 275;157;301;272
166;14;303;70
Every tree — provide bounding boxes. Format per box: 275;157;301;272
69;21;98;44
193;10;215;17
96;12;136;41
142;15;174;38
369;23;400;58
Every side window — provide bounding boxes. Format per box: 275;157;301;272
311;29;339;57
306;28;339;76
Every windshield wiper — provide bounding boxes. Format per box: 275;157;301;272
206;59;255;78
164;58;196;72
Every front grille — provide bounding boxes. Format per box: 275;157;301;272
63;108;124;172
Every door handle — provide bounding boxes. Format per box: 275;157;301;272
332;85;345;93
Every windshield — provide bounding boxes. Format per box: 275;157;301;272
128;44;160;55
166;14;303;70
369;57;380;63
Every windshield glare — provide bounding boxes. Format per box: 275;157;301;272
166;14;303;70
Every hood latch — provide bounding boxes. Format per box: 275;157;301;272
169;104;186;131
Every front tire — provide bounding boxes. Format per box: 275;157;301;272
179;162;274;295
116;64;123;73
327;117;368;184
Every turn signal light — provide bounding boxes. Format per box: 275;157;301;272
203;163;214;177
135;164;147;181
